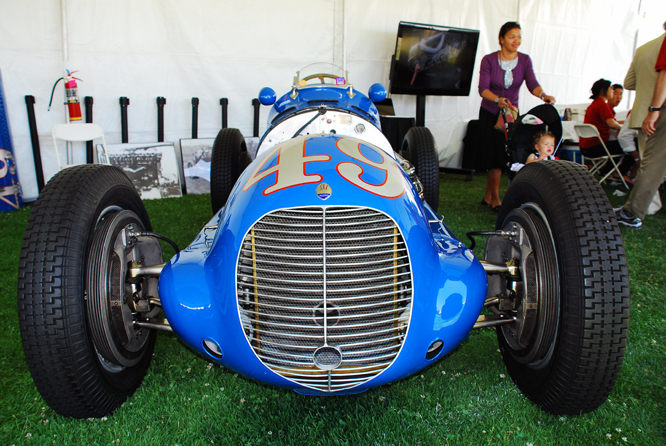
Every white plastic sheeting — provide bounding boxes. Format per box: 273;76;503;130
0;0;663;201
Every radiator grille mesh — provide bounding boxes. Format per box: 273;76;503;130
236;206;412;392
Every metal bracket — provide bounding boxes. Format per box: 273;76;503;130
128;263;165;279
473;313;516;329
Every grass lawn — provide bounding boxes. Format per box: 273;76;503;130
0;172;664;445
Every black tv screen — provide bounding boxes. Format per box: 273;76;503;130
389;22;480;96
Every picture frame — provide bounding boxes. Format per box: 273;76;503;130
97;142;182;199
179;136;259;195
179;138;214;195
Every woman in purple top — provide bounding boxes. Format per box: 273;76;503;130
477;22;555;211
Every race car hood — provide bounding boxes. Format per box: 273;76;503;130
159;134;487;395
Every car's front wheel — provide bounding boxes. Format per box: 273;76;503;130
486;160;630;415
18;165;161;418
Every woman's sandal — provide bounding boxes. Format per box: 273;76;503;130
481;199;501;212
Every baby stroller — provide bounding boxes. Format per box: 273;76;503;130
502;104;563;178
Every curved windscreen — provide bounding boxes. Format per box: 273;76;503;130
294;63;348;87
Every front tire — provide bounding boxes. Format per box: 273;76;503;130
18;165;159;418
401;127;440;210
486;160;629;415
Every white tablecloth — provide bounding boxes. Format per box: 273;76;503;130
561;121;581;143
559;108;629;143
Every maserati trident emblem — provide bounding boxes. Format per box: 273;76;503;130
316;183;331;200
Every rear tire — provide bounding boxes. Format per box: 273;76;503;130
401;127;440;210
487;161;630;415
18;165;158;418
210;128;249;214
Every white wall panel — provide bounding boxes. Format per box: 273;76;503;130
0;0;663;200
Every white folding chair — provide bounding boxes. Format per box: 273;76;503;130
574;124;629;189
51;123;111;170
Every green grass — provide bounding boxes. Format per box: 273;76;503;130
1;173;664;445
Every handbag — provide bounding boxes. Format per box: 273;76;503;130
494;107;518;131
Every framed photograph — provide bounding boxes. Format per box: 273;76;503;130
179;136;259;195
180;138;214;195
97;142;182;199
245;137;260;158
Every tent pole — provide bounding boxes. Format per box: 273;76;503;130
60;0;68;67
626;1;643;108
516;0;521;22
342;0;347;72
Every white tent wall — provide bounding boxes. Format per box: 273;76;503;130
0;0;662;202
344;0;521;169
1;0;338;200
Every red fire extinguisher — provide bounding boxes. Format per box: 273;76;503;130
64;70;82;121
48;69;82;121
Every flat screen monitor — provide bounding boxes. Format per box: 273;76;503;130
389;22;480;96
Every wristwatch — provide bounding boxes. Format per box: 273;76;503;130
648;106;662;112
495;97;501;104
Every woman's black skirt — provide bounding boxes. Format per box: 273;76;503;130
475;106;509;171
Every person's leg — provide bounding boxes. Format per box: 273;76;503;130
485;168;502;209
627;151;641;179
590;140;634;177
605;140;636;176
580;143;610;173
623;112;666;220
617;121;637;153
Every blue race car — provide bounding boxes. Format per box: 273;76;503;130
18;64;629;418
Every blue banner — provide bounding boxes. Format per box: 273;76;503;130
0;68;23;212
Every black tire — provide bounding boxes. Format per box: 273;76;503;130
210;128;249;214
401;127;440;210
239;150;253;173
487;160;629;415
17;165;158;418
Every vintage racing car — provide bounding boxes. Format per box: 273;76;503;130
18;64;629;419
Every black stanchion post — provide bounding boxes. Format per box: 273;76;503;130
252;98;260;137
120;97;130;143
25;95;44;192
415;94;426;127
157;97;166;142
220;98;228;129
191;97;199;139
84;96;94;163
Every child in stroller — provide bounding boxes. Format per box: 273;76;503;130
505;104;563;174
526;131;556;164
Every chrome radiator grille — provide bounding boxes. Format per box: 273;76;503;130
236;206;413;392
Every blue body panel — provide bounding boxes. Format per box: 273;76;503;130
159;134;488;395
266;85;381;132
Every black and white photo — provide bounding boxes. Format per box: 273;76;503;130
98;142;182;199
